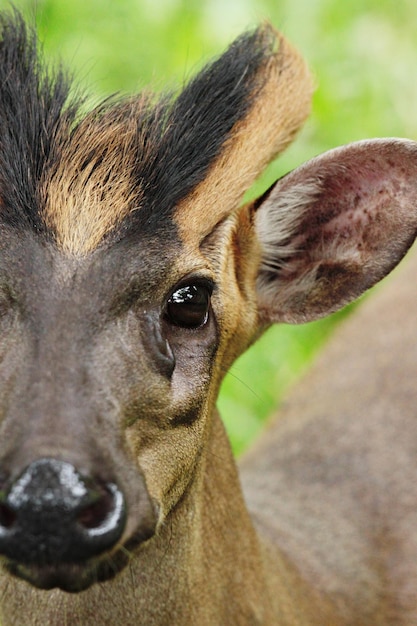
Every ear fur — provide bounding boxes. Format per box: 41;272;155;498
175;25;313;244
254;138;417;324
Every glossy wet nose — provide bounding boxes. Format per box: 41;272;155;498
0;458;126;564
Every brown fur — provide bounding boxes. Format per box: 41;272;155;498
241;243;417;625
174;33;312;244
42;31;312;258
41;100;147;255
0;15;417;626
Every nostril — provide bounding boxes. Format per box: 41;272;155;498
0;502;16;528
77;494;108;529
76;483;119;530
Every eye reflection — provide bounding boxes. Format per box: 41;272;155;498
166;282;213;329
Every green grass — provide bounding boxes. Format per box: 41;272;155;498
2;0;417;453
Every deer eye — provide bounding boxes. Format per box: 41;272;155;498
165;281;213;329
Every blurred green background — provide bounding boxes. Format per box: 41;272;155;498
2;0;416;454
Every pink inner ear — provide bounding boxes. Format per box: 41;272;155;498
255;138;417;324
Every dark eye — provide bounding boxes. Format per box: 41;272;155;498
165;282;213;329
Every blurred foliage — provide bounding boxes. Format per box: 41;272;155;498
1;0;416;453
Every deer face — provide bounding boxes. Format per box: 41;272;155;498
0;11;416;596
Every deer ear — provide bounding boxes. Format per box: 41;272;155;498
254;138;417;324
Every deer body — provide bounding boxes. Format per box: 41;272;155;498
0;11;416;625
241;245;417;625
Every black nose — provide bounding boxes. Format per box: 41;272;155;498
0;458;126;565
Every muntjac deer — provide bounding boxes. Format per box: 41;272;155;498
0;10;416;626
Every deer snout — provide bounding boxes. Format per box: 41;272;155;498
0;458;126;566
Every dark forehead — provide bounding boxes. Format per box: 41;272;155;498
0;12;275;255
0;227;184;320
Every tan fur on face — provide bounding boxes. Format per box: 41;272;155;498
175;29;313;244
41;99;147;256
42;28;312;257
